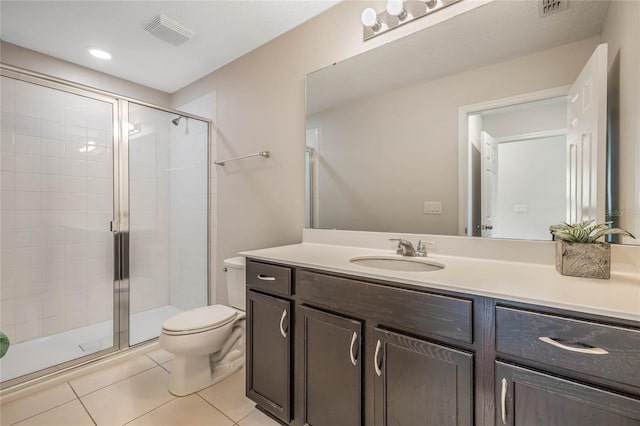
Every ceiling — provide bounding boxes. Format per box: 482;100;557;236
0;0;339;93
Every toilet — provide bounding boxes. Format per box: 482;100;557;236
159;256;247;396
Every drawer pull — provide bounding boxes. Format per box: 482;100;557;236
374;340;382;376
539;336;609;355
257;274;276;281
349;332;358;366
500;378;507;424
279;309;288;338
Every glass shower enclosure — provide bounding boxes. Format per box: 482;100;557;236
0;66;209;387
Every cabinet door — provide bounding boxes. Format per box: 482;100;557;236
246;290;291;423
299;305;363;426
373;328;473;426
496;362;640;426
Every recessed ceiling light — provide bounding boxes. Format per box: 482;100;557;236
89;48;112;60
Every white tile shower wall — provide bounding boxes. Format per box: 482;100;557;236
128;105;171;316
173;92;216;306
168;119;208;311
0;77;114;344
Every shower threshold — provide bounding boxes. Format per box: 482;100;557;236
0;305;182;384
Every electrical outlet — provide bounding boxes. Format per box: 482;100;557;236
424;201;442;214
514;204;529;214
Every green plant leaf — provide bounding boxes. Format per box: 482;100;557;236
0;332;9;359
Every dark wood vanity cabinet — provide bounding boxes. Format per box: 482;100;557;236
246;260;294;424
246;290;292;423
373;328;473;426
496;362;640;425
298;305;363;426
494;306;640;425
245;258;640;426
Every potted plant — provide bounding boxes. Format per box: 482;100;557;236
0;331;9;359
549;220;636;279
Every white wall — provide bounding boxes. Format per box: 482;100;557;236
600;0;640;243
306;38;597;235
497;136;566;240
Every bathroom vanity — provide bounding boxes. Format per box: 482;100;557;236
242;239;640;426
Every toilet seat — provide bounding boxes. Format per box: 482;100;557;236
162;305;238;336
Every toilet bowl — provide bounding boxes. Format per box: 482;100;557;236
159;256;247;396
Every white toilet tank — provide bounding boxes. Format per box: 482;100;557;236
224;256;246;310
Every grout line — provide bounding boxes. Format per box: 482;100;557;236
70;383;98;426
195;392;237;425
6;383;78;426
144;352;170;367
159;362;171;374
121;396;177;426
76;364;162;398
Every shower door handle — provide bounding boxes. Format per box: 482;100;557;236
110;221;118;232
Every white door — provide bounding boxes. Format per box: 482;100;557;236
566;43;607;224
481;131;499;237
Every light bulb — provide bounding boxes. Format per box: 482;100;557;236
89;48;112;60
387;0;407;19
361;8;380;30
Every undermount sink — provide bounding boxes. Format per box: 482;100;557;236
349;256;445;272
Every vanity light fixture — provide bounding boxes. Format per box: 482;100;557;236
362;0;462;41
89;48;112;60
387;0;408;20
361;8;382;32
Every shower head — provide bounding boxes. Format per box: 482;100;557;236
171;115;190;135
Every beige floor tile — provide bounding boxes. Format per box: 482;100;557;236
146;348;173;365
237;409;281;426
80;366;174;426
125;394;234;426
70;354;157;396
0;383;77;425
13;400;94;426
197;369;254;423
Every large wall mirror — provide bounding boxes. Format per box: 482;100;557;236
305;0;639;244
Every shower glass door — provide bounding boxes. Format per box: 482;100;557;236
0;73;118;384
127;103;209;346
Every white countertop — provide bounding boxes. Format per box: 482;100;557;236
240;242;640;322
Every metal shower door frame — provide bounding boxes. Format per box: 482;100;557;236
0;64;211;392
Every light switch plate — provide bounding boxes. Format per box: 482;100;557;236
514;204;529;213
424;201;442;214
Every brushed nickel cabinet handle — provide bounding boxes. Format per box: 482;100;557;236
257;274;276;281
539;336;609;355
349;332;358;366
501;378;507;424
374;340;382;376
279;309;287;338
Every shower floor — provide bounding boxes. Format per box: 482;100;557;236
0;305;183;384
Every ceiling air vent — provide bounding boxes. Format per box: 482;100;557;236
539;0;569;17
144;14;196;47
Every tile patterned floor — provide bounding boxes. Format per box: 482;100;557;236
0;349;280;426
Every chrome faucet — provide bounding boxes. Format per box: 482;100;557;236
390;238;434;257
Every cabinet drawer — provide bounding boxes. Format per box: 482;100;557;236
298;269;473;343
496;306;640;388
246;259;292;297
